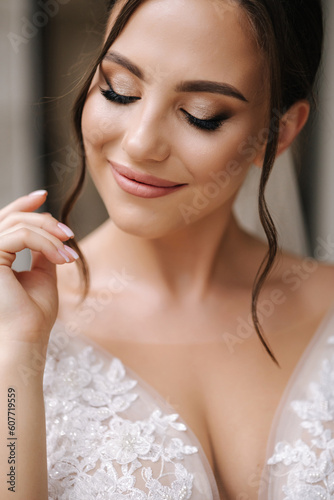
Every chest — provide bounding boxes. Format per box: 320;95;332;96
201;344;288;500
76;331;299;500
57;292;322;499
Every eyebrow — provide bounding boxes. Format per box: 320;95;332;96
104;51;144;80
104;51;248;103
176;81;248;103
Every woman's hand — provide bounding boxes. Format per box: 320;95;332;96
0;190;79;351
0;190;77;499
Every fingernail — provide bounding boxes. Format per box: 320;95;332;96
58;249;70;263
57;223;74;238
63;245;79;260
28;189;48;197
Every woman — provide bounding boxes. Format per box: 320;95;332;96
0;0;332;498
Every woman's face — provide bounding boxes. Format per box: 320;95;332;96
82;0;268;238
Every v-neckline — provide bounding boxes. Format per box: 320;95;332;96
53;302;334;500
51;319;221;499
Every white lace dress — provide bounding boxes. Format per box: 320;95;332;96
44;323;220;500
44;307;334;499
261;306;334;499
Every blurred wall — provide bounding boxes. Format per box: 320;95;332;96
0;1;42;203
42;0;108;239
313;0;334;257
0;1;44;269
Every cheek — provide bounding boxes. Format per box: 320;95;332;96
180;124;259;187
81;91;121;156
173;120;265;217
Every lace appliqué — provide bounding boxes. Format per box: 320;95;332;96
267;337;334;500
43;337;200;500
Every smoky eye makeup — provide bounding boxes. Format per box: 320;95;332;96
98;63;231;132
180;108;231;132
100;78;140;104
99;64;141;104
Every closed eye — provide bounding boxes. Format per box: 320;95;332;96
100;79;140;105
181;109;229;132
99;77;228;132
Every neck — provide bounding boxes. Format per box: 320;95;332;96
103;209;247;301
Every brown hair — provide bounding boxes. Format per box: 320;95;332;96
61;0;323;364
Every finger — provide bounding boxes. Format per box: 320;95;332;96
0;227;79;267
0;222;70;249
0;190;48;222
0;211;75;242
30;250;57;280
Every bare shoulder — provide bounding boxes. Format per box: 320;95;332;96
272;250;334;315
254;247;334;365
238;228;334;315
237;229;334;348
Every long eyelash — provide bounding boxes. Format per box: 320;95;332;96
99;80;226;131
99;80;140;105
181;109;227;132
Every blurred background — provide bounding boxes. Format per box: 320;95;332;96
1;0;334;268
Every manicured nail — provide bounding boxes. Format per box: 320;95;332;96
57;223;74;238
28;189;48;196
58;249;70;263
64;245;79;260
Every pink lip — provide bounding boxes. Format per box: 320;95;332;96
109;161;187;199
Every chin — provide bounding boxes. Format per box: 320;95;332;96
105;204;186;240
112;220;178;240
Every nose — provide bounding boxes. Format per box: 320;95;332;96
121;106;171;163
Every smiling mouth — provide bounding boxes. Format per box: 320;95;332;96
109;161;187;198
129;178;181;188
110;161;185;187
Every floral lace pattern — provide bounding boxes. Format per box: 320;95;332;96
44;328;217;499
267;336;334;500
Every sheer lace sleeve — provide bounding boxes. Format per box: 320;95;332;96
259;306;334;500
43;322;219;500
